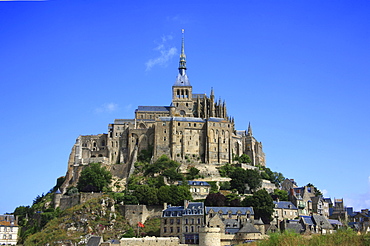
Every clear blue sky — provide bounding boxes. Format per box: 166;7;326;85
1;0;369;214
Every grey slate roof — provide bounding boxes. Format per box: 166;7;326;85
163;202;204;217
206;207;254;215
238;223;261;234
312;215;333;230
159;117;205;122
208;117;228;122
301;216;314;225
188;181;210;186
136;106;171;112
224;219;240;228
174;74;190;86
328;219;343;226
192;93;206;99
87;236;101;246
114;119;135;124
286;222;304;234
274;201;298;210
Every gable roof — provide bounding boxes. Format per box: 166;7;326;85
163;202;204;217
300;216;314;225
136;106;171;112
312;215;333;230
274;201;298;209
206;207;254;215
87;236;102;246
238;223;261;234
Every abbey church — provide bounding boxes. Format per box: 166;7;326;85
62;32;265;190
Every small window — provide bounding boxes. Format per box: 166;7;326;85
178;122;181;126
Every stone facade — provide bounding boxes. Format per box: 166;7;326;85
0;215;18;245
61;33;265;193
161;201;204;244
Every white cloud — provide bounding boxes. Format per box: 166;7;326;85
321;189;328;197
95;103;118;113
343;176;370;210
124;104;132;112
145;35;177;71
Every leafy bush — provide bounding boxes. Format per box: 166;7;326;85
77;163;112;192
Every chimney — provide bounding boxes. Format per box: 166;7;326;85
184;200;189;209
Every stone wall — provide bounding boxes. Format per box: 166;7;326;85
58;193;104;210
101;237;181;246
119;205;164;227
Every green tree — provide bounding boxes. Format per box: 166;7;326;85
242;189;274;223
77;163;112;192
306;183;323;197
169;185;192;205
144;155;180;176
132;185;158;205
272;172;285;187
205;193;227;206
163;168;184;183
272;189;289;201
218;163;236;177
187;167;200;180
229;168;262;194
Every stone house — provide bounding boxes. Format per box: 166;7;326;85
161;201;204;244
273;201;298;225
0;215;18;245
311;196;330;217
182;180;211;200
289;186;314;216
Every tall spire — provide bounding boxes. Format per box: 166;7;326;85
248;122;253;136
178;29;187;76
174;29;190;86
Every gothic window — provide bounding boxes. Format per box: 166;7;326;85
164;227;167;233
185;226;188;232
101;140;105;146
191;226;194;232
93;142;97;147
